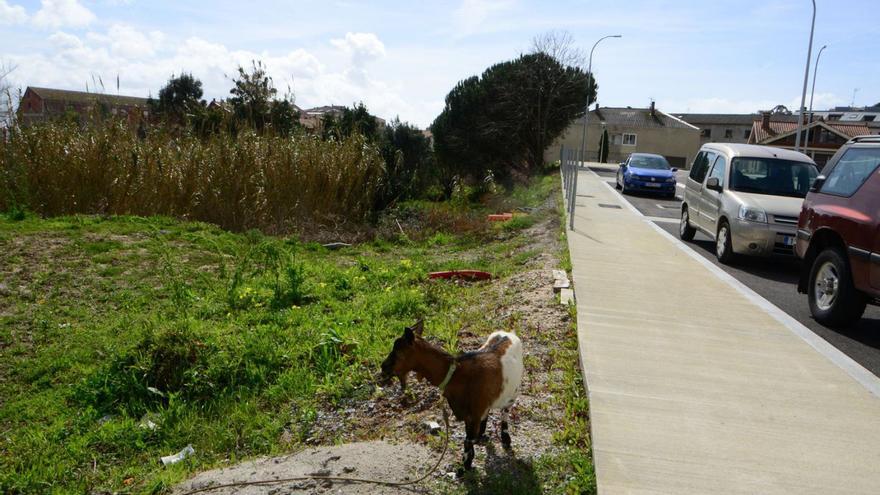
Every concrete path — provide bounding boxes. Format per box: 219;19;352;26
565;163;880;494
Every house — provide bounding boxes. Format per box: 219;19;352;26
674;113;760;145
17;86;149;126
748;112;871;167
546;103;701;168
808;105;880;135
299;105;386;132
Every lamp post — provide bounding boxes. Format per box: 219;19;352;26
579;35;622;166
794;0;816;153
803;44;827;157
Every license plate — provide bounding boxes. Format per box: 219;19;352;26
646;183;661;188
783;235;795;246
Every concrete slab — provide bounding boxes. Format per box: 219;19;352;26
563;164;880;494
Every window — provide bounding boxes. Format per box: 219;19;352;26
730;157;819;198
689;151;716;183
700;128;712;138
628;154;671;170
821;148;880;197
862;115;876;122
743;129;751;139
708;156;727;187
622;133;637;146
724;129;733;139
612;134;622;145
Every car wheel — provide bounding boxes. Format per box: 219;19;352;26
679;207;695;241
620;178;628;195
615;173;621;190
808;247;867;327
715;221;734;264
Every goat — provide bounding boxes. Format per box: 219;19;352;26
380;320;523;472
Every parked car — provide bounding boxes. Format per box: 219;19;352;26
796;135;880;327
679;143;818;264
616;153;677;198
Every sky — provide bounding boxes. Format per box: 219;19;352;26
1;0;877;128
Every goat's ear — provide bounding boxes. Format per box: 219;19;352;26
403;327;415;343
411;320;424;336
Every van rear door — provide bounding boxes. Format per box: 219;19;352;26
686;150;715;231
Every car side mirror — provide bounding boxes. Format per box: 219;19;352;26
706;177;722;192
810;175;826;193
671;168;678;172
619;162;626;167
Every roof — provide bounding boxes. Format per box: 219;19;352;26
304;105;347;115
752;118;872;143
701;143;813;163
27;86;148;107
674;113;758;126
591;107;698;130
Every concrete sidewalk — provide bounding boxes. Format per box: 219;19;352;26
565;163;880;494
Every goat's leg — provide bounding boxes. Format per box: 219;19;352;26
461;419;480;471
476;417;489;444
500;408;512;449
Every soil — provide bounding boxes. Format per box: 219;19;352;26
172;195;573;494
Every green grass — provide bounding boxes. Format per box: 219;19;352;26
0;173;593;494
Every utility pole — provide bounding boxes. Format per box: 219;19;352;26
794;0;816;153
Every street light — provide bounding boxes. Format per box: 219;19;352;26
803;44;827;157
794;0;817;153
579;35;622;166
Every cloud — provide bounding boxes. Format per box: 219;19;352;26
453;0;517;36
0;0;27;25
32;0;96;29
330;32;386;66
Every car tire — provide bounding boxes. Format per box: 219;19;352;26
679;206;695;241
615;173;621;190
620;178;628;195
808;247;868;327
715;220;734;264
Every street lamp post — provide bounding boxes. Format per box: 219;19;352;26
794;0;817;153
579;35;622;166
803;44;827;158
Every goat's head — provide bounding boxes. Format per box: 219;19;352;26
380;320;424;391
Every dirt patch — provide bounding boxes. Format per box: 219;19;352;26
173;441;436;495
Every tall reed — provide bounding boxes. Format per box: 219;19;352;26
0;121;385;232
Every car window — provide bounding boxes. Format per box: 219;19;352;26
730;157;818;198
708;156;727;187
689;151;716;183
628;155;670;170
821;148;880;197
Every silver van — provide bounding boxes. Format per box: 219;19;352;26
679;143;818;264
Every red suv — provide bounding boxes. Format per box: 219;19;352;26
796;135;880;327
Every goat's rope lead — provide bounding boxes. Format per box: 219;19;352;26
179;402;451;494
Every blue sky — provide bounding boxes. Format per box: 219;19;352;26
1;0;877;127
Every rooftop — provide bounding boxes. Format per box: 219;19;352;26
751;118;872;143
591;106;697;130
27;86;149;107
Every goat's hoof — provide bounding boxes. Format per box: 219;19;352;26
455;466;473;479
501;432;512;449
476;435;490;445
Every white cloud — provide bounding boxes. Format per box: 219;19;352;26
32;0;96;29
330;32;386;66
453;0;517;36
0;0;27;25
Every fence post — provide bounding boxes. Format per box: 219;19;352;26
569;149;579;230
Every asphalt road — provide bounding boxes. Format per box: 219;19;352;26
593;167;880;379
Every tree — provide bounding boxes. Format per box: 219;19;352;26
770;104;792;115
531;30;585;69
150;73;204;123
431;52;593;186
1;61;18;128
269;99;300;136
377;117;432;206
229;60;277;130
598;128;609;163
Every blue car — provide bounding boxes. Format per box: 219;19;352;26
615;153;678;198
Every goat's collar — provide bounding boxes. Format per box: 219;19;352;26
438;360;457;392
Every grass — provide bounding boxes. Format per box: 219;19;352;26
0;121;384;233
0;173;594;493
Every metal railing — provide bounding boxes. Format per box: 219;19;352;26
560;144;582;230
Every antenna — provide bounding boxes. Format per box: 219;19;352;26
851;88;859;107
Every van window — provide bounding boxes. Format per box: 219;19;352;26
689;151;716;183
708;156;727;187
730;157;818;198
821;148;880;197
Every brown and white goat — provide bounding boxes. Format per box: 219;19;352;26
380;321;523;471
